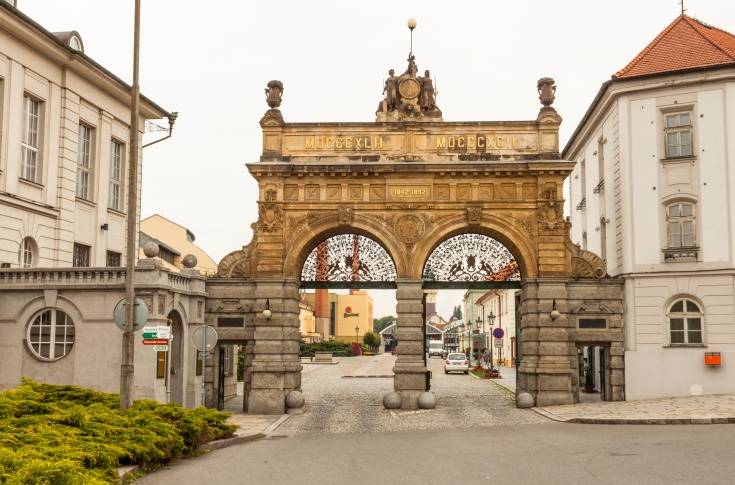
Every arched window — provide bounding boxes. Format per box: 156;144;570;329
26;309;76;361
668;298;703;345
18;237;36;268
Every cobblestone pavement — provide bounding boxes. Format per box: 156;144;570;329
278;354;547;435
537;393;735;424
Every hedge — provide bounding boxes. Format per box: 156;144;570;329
0;379;236;484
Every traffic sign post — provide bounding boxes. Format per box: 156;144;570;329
113;298;149;332
191;325;218;407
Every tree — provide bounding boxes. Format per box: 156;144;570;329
372;315;396;333
363;331;381;351
452;305;463;321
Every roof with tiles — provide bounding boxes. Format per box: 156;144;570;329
614;14;735;79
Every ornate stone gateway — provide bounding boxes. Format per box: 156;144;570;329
205;46;624;414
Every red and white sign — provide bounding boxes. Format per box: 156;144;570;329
143;339;170;345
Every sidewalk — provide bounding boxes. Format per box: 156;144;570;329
535;393;735;424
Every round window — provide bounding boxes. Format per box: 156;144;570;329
26;309;75;361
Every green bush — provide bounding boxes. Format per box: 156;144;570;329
0;379;236;484
362;331;381;351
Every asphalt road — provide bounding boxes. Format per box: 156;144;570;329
138;422;735;484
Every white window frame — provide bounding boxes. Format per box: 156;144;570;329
18;237;35;268
664;111;693;159
76;123;94;200
26;309;75;361
666;201;696;248
667;298;704;346
108;139;125;211
20;95;41;183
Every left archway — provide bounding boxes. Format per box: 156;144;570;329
300;233;398;289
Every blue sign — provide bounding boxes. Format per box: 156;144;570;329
492;328;505;339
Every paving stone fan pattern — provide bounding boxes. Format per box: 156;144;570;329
279;354;547;434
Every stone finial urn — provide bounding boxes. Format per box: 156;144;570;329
265;80;284;109
537;77;556;108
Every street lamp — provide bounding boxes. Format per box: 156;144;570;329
354;325;359;345
466;320;473;364
487;311;496;369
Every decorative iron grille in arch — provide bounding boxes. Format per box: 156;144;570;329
423;234;520;282
301;234;397;282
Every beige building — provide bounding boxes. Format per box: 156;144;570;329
302;290;374;343
0;2;168;270
139;214;218;275
475;289;519;367
298;297;319;343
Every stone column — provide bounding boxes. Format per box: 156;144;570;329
246;279;303;414
518;279;576;406
388;279;433;409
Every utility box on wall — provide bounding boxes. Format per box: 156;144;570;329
704;352;722;367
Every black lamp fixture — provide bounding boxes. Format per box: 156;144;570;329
100;223;109;231
487;310;496;326
475;316;482;329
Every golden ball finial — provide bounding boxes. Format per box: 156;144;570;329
407;18;417;30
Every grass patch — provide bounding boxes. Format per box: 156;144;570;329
0;378;236;484
469;369;487;379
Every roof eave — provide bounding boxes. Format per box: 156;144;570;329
0;2;169;119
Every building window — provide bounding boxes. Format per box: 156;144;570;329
594;137;605;193
664;112;693;158
73;243;91;267
26;309;75;361
21;95;41;183
18;237;36;268
667;202;696;248
76;124;94;200
106;250;121;267
668;298;703;345
109;140;124;211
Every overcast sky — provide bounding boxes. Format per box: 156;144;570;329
20;0;735;319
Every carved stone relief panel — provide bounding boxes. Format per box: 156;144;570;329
479;184;494;201
434;184;450;200
327;185;341;200
394;214;426;244
284;185;299;201
456;184;471;200
370;185;386;200
349;185;363;200
305;185;320;201
499;183;517;199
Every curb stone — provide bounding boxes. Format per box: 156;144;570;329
529;409;735;425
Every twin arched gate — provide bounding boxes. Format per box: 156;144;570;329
204;73;625;414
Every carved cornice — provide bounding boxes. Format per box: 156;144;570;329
568;240;607;279
216;245;253;278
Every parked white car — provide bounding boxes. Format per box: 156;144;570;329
444;353;469;374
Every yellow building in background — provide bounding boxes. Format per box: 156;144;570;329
301;290;373;343
138;214;217;274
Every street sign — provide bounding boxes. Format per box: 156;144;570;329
143;339;170;345
153;345;169;352
494;338;503;348
191;325;218;352
492;328;505;339
113;298;148;331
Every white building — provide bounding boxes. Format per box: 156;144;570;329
475;289;519;367
0;2;169;269
565;14;735;400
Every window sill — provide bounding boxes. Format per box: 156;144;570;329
107;207;127;217
76;197;96;208
661;156;696;163
663;344;707;348
663;247;698;262
18;177;44;189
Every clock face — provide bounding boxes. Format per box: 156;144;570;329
398;77;421;99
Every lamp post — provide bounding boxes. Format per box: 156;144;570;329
355;325;359;345
119;0;142;410
466;320;473;364
487;311;496;369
